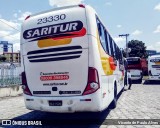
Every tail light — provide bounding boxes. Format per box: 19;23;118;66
109;57;116;70
25;15;30;20
148;70;152;76
21;72;32;96
83;67;100;95
78;4;85;8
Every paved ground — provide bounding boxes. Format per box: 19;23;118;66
0;82;160;128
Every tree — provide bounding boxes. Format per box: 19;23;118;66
123;40;148;58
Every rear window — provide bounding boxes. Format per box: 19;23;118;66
127;58;140;65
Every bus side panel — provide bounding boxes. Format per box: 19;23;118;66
88;35;107;110
86;7;114;110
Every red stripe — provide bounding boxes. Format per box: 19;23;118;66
51;27;86;40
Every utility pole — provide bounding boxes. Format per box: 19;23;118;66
11;44;13;63
119;34;129;58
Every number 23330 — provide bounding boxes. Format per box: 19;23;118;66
37;14;66;25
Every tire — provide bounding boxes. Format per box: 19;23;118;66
139;78;142;84
109;84;117;109
122;87;124;92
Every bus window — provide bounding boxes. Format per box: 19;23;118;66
96;18;107;52
114;43;119;60
112;41;116;58
104;30;109;54
109;35;114;57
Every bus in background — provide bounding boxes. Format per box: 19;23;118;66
126;57;143;83
148;55;160;81
21;4;124;113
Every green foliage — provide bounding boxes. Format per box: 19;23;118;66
123;40;148;58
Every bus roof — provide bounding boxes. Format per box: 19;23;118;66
25;4;88;19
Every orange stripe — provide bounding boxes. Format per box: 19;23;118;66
38;38;72;48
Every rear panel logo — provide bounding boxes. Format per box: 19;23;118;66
23;20;86;42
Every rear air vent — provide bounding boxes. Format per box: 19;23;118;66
27;45;82;63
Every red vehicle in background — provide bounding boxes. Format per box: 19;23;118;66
141;58;148;76
126;57;147;83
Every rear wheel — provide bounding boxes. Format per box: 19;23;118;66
109;84;117;109
139;78;142;84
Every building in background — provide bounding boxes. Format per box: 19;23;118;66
3;52;20;63
146;50;157;56
0;41;13;53
0;41;20;63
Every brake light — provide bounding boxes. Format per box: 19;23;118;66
21;72;27;85
21;72;32;96
79;4;85;8
25;15;30;20
83;67;100;95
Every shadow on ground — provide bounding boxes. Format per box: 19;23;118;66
0;90;123;128
1;109;111;128
143;80;160;85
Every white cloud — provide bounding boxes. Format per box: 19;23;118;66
13;13;18;18
0;19;20;31
105;2;112;6
18;10;22;13
154;3;160;11
114;37;126;48
13;43;20;52
147;42;160;52
0;31;11;37
18;11;32;21
147;45;154;50
2;32;20;42
0;19;20;52
117;25;122;28
0;18;20;43
2;32;20;52
0;11;32;52
114;37;125;43
49;0;84;7
153;25;160;33
131;30;143;36
0;14;24;52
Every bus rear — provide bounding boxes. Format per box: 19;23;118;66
21;5;101;112
126;57;142;83
148;55;160;81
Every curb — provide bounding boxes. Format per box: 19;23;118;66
0;85;23;98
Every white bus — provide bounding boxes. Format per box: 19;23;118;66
148;55;160;81
126;57;143;83
21;4;124;113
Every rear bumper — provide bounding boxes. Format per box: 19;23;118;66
23;93;102;113
149;76;160;80
131;76;142;80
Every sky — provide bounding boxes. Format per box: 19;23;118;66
0;0;160;52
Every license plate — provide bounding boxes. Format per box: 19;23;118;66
49;100;62;106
